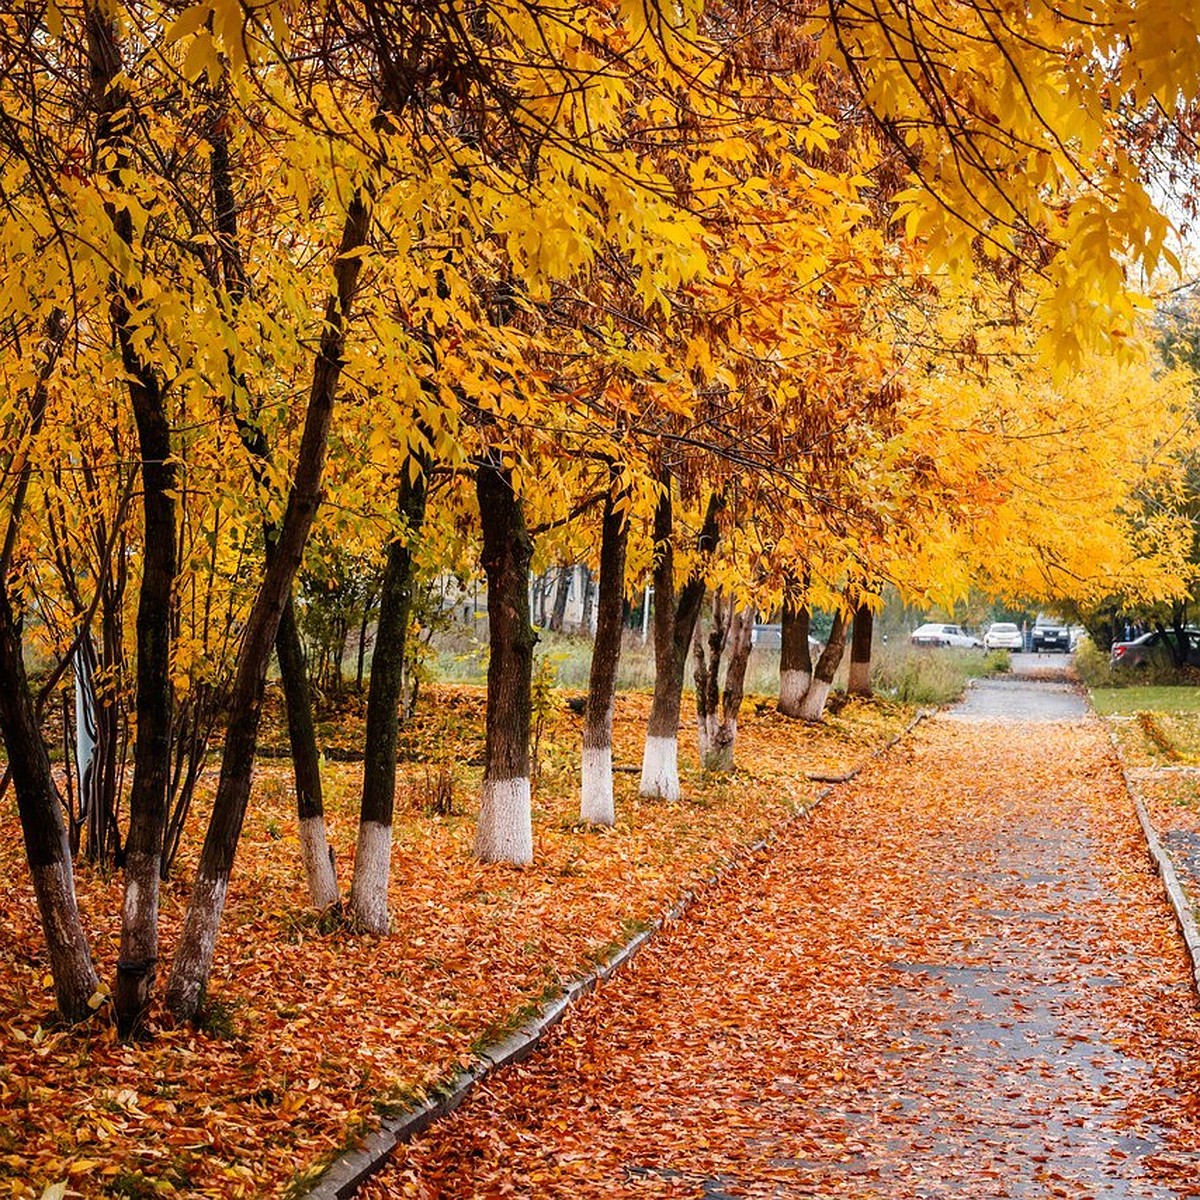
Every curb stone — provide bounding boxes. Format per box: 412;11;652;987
1105;725;1200;996
301;707;933;1199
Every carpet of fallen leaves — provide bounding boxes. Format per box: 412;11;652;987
363;717;1200;1199
0;686;909;1198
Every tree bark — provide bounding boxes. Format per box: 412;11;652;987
548;565;571;633
639;478;720;800
715;605;754;771
693;594;727;768
578;564;594;636
0;314;108;1021
0;589;100;1023
797;608;849;721
778;594;812;717
210;109;338;915
276;594;339;911
848;602;874;696
580;484;628;826
349;467;427;931
165;191;372;1023
85;6;178;1038
533;572;548;627
694;596;753;773
475;453;536;864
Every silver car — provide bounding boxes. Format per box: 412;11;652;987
911;622;983;649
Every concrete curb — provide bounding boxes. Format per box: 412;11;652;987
301;707;933;1198
1105;725;1200;996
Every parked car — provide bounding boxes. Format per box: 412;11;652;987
1031;614;1071;653
1110;629;1200;669
911;622;982;649
983;621;1023;651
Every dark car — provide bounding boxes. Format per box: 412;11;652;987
1031;616;1071;653
1110;629;1200;669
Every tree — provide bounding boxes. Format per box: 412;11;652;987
848;601;874;697
693;593;755;772
474;451;537;864
580;472;631;826
348;463;428;931
640;482;721;800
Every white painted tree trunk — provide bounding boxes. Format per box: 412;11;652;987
347;820;392;933
166;873;228;1018
32;859;100;1013
639;734;680;801
581;744;615;827
475;777;533;864
848;660;871;695
299;815;339;911
779;668;812;715
797;678;833;722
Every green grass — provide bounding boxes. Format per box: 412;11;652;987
870;642;996;706
1090;687;1200;716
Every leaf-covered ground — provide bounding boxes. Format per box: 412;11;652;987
362;717;1200;1198
1109;710;1200;938
0;686;909;1198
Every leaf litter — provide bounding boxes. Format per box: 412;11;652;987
362;718;1200;1199
0;686;907;1198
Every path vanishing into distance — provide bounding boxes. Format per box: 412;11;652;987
362;666;1200;1198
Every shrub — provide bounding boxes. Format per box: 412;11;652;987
871;643;988;705
1073;638;1118;688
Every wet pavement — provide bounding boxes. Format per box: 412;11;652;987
947;654;1088;722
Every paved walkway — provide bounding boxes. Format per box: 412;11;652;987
362;696;1200;1198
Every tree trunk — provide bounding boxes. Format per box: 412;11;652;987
548;565;571;633
848;602;873;697
639;480;720;799
694;596;753;773
209;111;338;916
0;316;105;1027
778;596;812;717
715;606;754;772
88;568;126;868
475;453;536;864
86;6;178;1038
798;608;849;722
693;595;726;769
165;192;372;1023
533;572;549;627
276;594;339;911
0;588;100;1023
355;583;375;692
578;564;594;636
349;468;427;931
580;485;628;827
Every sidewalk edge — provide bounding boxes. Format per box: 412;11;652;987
1106;726;1200;996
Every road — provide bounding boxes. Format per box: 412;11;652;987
361;681;1200;1199
949;653;1087;721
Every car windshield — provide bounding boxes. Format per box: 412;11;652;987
991;623;1017;633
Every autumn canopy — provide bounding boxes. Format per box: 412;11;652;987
1;0;1199;1063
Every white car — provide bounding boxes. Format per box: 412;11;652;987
910;622;983;649
983;621;1024;651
